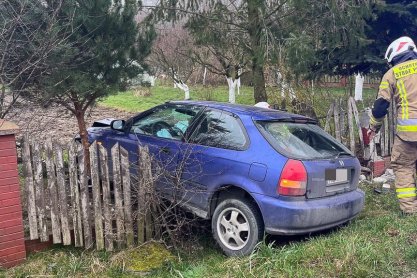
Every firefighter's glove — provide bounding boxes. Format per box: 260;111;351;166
369;115;383;134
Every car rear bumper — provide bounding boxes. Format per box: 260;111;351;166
254;189;365;235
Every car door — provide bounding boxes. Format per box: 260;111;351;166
178;108;250;215
106;104;202;197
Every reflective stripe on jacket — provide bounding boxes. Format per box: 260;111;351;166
373;59;417;141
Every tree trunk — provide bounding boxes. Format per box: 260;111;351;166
252;63;267;103
247;0;268;103
203;66;207;86
75;110;90;171
226;77;238;104
175;82;190;100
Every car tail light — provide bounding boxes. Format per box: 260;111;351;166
278;159;307;196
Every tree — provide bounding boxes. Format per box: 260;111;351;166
147;0;371;103
146;0;275;102
31;0;155;161
148;25;196;100
287;1;417;79
360;0;417;73
0;0;66;118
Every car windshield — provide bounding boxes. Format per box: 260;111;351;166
256;121;352;159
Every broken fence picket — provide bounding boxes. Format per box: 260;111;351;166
21;138;157;251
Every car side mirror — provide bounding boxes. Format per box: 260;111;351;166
110;120;125;131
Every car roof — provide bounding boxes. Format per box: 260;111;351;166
168;100;315;122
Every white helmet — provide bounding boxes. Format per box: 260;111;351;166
385;36;417;63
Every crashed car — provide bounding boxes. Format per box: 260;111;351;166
86;101;365;256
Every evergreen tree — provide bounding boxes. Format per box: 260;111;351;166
289;1;417;79
35;0;155;161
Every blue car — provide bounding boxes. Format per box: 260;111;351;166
87;101;365;256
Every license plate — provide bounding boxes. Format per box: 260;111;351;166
325;169;348;185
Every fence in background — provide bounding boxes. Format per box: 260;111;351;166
324;96;396;160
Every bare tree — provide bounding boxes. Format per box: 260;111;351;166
149;25;196;100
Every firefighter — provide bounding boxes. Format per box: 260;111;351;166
369;36;417;214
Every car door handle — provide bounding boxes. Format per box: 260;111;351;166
160;147;171;154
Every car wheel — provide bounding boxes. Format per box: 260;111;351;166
212;197;264;256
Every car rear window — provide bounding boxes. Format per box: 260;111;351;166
256;121;352;159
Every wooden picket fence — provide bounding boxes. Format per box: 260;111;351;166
324;96;396;159
21;137;157;251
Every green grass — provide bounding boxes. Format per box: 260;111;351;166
3;184;417;278
100;84;377;114
100;85;255;113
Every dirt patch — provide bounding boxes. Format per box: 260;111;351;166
5;103;135;144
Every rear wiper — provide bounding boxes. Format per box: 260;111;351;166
335;151;354;158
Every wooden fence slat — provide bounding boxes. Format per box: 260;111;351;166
111;143;125;248
89;142;104;250
78;145;93;249
339;100;346;145
324;102;334;132
137;146;147;244
69;143;83;247
380;122;386;157
334;100;341;142
389;98;396;154
384;115;389;156
45;139;61;244
144;147;155;241
139;146;155;242
22;136;38;240
90;142;105;250
347;99;355;153
98;144;113;251
32;142;48;242
120;147;134;247
55;145;71;245
349;97;364;151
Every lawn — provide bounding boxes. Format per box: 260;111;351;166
99;84;377;117
2;184;417;278
99;85;255;113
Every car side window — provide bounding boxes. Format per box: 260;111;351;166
190;109;247;150
131;105;200;141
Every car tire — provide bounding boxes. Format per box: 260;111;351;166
212;197;264;256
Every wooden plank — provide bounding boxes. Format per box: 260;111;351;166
137;146;147;244
45;139;61;244
22;136;38;240
78;144;93;249
324;102;334;133
389;98;396;154
384;116;389;155
349;97;364;151
380;122;386;157
111;143;125;248
139;146;155;242
334;100;341;142
347;98;355;153
69;143;83;247
54;145;71;245
89;142;104;250
32;142;48;242
339;100;346;145
120;146;134;247
98;144;113;251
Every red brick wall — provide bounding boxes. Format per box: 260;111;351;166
0;134;26;268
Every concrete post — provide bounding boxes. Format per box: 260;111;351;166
0;120;26;268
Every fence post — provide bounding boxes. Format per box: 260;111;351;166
0;120;26;268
